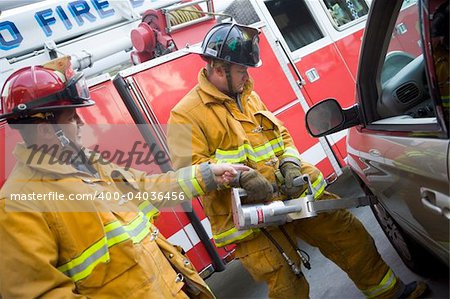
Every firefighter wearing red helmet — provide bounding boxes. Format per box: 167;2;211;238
168;22;428;298
0;57;259;298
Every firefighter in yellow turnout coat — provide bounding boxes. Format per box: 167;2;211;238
168;23;428;299
0;59;259;298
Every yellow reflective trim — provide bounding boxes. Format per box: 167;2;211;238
213;227;257;247
177;166;204;198
215;137;284;164
190;166;204;196
281;147;301;159
131;221;152;243
57;236;109;273
106;233;129;247
71;251;110;282
147;208;160;220
139;201;160;220
300;173;326;199
363;269;397;298
178;168;194;199
59;210;156;281
104;220;122;233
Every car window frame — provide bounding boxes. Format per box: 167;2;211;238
356;0;448;138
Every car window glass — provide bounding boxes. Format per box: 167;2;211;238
376;0;438;123
321;0;369;29
430;0;449;122
264;0;324;51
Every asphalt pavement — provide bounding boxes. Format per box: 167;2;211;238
206;171;450;299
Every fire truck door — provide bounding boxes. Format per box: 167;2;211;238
254;0;371;168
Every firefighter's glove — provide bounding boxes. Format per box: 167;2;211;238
232;170;273;204
280;162;303;198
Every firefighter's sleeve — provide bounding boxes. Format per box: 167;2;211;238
278;122;302;167
111;163;222;210
0;201;85;299
167;109;214;169
254;92;302;167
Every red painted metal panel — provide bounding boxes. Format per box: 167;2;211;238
331;136;348;167
334;29;364;80
250;34;298;111
295;44;356;109
83;80;134;125
132;54;205;125
171;21;216;51
316;159;335;179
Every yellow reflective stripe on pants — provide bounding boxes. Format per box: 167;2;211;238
215;136;284;164
177;165;204;198
300;173;326;199
363;268;397;298
213;227;256;247
57;204;159;282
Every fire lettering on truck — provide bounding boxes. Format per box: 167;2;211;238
0;0;150;50
0;21;23;51
35;0;114;37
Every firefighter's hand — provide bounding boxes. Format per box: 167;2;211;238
280;162;303;198
211;164;251;185
236;170;273;204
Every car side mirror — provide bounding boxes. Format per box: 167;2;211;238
305;98;345;137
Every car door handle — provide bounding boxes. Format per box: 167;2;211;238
420;187;450;220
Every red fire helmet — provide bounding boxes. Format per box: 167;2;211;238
0;65;94;121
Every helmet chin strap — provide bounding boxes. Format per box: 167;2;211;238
224;64;235;97
224;64;243;112
52;124;71;147
49;122;98;176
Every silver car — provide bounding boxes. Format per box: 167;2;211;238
305;0;449;274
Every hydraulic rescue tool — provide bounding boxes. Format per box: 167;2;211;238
231;174;375;275
232;174;374;230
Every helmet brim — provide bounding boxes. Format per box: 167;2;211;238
0;99;95;121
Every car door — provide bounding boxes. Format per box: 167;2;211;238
347;0;449;262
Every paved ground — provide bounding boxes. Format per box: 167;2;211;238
206;171;450;299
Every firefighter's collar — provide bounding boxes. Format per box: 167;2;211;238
197;69;254;105
13;143;101;178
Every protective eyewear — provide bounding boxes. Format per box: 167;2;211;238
12;72;91;115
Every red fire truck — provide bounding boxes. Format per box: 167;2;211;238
0;0;419;277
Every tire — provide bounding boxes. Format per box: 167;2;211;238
370;197;445;277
